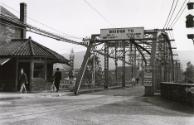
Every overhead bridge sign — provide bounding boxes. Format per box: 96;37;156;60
100;27;144;41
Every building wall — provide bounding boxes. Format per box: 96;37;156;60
0;58;64;92
13;59;54;92
30;62;53;92
31;78;52;91
0;23;21;44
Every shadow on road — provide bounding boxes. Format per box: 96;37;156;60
139;96;194;115
83;86;194;117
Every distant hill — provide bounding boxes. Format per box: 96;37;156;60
60;50;194;71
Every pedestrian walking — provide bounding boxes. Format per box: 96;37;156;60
136;77;139;85
131;77;136;87
19;68;28;93
53;68;62;92
50;81;56;92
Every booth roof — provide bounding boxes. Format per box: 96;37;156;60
0;38;69;64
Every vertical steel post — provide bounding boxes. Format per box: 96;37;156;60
174;61;177;82
115;42;118;85
92;48;96;87
145;30;157;96
122;41;126;87
104;42;109;89
164;49;167;81
171;49;175;82
134;46;137;78
74;42;93;95
130;42;133;79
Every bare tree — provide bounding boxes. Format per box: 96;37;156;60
184;61;194;83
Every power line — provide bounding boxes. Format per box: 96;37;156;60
169;0;189;28
165;0;179;28
0;14;84;45
170;6;187;28
0;14;130;64
83;0;113;26
163;0;176;28
0;19;25;30
0;2;83;40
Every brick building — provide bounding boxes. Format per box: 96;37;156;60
0;5;21;44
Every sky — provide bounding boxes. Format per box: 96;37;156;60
0;0;194;55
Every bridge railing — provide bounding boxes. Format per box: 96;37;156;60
160;82;194;106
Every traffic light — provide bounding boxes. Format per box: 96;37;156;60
186;14;194;28
187;34;194;45
187;2;194;10
187;34;194;39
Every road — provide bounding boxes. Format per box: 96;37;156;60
0;86;194;125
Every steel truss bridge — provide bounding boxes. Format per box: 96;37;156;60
0;13;181;96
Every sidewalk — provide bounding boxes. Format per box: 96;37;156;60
0;85;142;100
0;91;73;100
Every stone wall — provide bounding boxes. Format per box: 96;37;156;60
160;82;194;106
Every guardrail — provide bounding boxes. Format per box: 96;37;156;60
160;82;194;106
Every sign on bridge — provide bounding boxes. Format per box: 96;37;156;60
100;27;144;41
144;66;152;86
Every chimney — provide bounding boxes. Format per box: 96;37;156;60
20;2;27;39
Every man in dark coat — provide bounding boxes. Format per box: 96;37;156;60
54;68;62;92
19;68;28;93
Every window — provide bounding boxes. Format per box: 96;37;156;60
33;63;45;79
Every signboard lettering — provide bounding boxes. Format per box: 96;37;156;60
144;65;153;86
100;27;144;40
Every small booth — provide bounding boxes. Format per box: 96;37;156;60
0;38;69;91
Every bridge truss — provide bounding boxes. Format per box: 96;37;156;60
0;13;181;96
74;29;177;96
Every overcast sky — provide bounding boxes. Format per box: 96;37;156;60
1;0;194;54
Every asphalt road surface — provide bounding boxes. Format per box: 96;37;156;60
0;86;194;125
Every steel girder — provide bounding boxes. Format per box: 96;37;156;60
74;29;175;95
